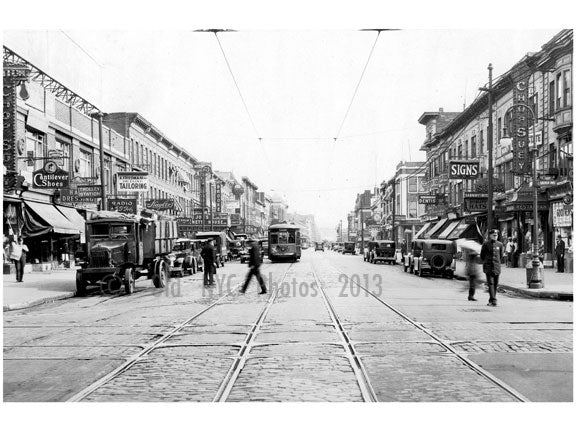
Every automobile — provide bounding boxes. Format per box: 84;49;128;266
367;240;396;264
342;242;356;255
315;243;324;251
240;239;266;263
167;238;203;276
403;239;457;278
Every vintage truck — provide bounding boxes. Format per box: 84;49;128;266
75;210;178;296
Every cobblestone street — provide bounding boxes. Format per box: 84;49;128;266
3;250;573;402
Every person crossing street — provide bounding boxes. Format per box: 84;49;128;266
240;239;267;294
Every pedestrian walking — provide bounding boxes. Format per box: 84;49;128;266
9;237;29;282
465;249;481;301
504;239;513;267
200;239;216;287
555;235;566;273
480;229;504;307
240;239;267;294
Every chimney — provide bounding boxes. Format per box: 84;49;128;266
439;107;444;113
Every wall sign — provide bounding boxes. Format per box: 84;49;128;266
215;182;222;213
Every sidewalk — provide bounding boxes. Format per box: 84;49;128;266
3;269;77;311
454;260;573;301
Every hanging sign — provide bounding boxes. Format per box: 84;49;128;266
145;199;175;211
418;194;437;204
32;161;69;189
116;171;149;192
108;198;137;214
449;161;480;179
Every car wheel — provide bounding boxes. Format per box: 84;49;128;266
153;260;168;289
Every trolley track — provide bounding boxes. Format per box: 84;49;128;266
325;259;529;402
212;263;294;402
66;262;291;402
311;265;378;402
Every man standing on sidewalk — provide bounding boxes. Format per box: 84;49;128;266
480;229;504;307
240;239;267;294
555;235;566;273
9;237;28;282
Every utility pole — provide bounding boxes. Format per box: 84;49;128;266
479;64;494;233
487;64;494;232
391;176;396;244
97;112;106;211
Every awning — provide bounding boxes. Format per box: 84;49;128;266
425;218;448;238
56;206;86;243
414;222;432;239
438;220;461;239
226;231;235;242
23;201;80;237
447;220;483;242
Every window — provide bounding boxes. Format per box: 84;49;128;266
408;177;417;193
471;135;477;158
497;117;502;140
529;93;539;120
479;130;484;155
408;201;417;218
79;148;92;177
563;70;571;108
549;81;555;115
556;73;563;109
26;130;45;171
464;139;469;158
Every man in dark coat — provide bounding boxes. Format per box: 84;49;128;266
240;239;267;294
555;235;566;273
480;229;504;307
200;239;216;286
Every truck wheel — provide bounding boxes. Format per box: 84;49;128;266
124;267;135;295
153;260;168;289
76;271;87;297
191;259;197;274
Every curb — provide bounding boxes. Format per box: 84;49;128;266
498;285;573;301
3;292;76;312
454;273;572;301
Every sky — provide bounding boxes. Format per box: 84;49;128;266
0;3;568;236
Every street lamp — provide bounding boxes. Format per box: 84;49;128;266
503;102;543;289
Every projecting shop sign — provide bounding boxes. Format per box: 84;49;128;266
32;161;69;189
418;194;437;205
511;65;531;175
116;172;149;192
108;198;137;214
449;161;480;179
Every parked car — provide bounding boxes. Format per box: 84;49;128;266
315;242;324;251
403;239;457;278
367;240;396;264
167;238;203;276
342;242;356;255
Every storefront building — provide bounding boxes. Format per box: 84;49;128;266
418;30;572;268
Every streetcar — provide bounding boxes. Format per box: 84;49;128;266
268;222;301;262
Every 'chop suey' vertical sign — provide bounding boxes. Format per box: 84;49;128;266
511;65;532;175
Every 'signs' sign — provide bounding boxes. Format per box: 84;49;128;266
449;161;480;179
